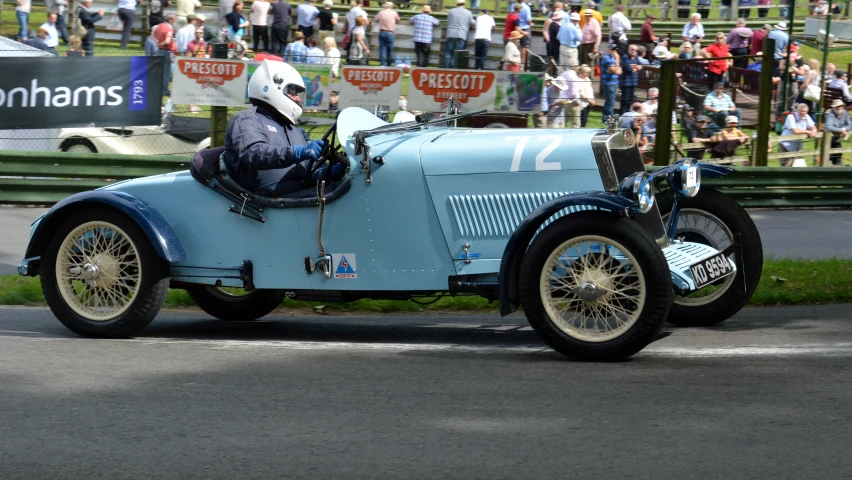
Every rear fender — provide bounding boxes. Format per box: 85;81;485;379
498;192;635;316
24;191;186;269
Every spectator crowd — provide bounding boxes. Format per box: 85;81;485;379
8;0;849;165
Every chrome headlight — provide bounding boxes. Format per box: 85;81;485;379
669;158;701;197
618;171;656;213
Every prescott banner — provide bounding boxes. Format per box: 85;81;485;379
338;66;403;111
246;63;332;111
0;56;164;129
172;58;248;107
407;68;545;114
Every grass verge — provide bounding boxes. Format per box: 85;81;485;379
2;258;850;312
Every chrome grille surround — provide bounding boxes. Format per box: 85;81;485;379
592;129;669;246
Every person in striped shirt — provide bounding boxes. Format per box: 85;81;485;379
409;5;440;67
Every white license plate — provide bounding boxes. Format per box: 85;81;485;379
689;253;734;289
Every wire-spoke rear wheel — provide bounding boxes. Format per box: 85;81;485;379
41;208;169;338
186;287;286;321
520;212;672;361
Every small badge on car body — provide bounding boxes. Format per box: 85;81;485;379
623;129;635;148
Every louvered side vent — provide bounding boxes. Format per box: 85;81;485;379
448;192;594;239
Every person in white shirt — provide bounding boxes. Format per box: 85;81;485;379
40;11;60;48
250;0;270;51
608;4;631;43
176;14;205;54
297;0;320;38
780;103;818;161
474;9;495;70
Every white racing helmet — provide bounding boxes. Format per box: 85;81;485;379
247;60;305;123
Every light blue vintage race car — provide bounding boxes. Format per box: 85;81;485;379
18;107;763;361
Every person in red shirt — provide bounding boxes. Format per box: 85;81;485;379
504;3;521;41
750;23;768;56
639;13;657;53
154;13;177;95
704;31;731;88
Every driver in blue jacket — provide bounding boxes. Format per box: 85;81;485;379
223;60;344;197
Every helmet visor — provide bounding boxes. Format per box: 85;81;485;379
284;83;306;107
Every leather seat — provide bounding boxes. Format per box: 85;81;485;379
190;147;351;209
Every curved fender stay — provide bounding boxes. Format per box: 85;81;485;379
25;190;187;264
498;192;636;317
648;159;735;185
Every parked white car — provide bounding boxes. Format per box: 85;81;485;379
58;114;211;155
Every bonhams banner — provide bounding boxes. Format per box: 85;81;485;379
338;66;403;111
172;58;248;107
0;56;164;129
407;68;544;114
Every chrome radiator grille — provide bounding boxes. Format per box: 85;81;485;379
449;192;594;239
592;130;668;243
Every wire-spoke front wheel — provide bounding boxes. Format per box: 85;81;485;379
41;208;169;338
520;212;672;361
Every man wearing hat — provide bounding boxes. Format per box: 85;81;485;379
539;75;569;128
690;115;721;155
828;71;852;104
543;10;563;64
639;13;657;54
580;0;602;25
600;43;621;122
410;4;439;67
824;99;852;165
704;82;742;127
374;2;401;66
557;11;582;67
284;31;308;62
727;18;754;69
176;13;205;55
444;0;475;68
652;37;675;61
767;21;789;60
578;9;601;64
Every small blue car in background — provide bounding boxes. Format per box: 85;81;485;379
19;107;763;361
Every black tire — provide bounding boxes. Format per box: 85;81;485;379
60;137;97;153
519;212;673;361
657;187;764;327
40;208;169;338
186;287;286;321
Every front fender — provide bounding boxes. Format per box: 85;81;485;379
23;190;186;270
498;192;636;316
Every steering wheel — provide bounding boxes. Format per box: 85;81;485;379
305;122;343;183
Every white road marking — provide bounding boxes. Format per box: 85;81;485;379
423;323;488;329
481;326;520;332
518;327;534;331
5;333;851;357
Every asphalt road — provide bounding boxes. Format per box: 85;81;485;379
0;207;850;276
1;305;851;479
